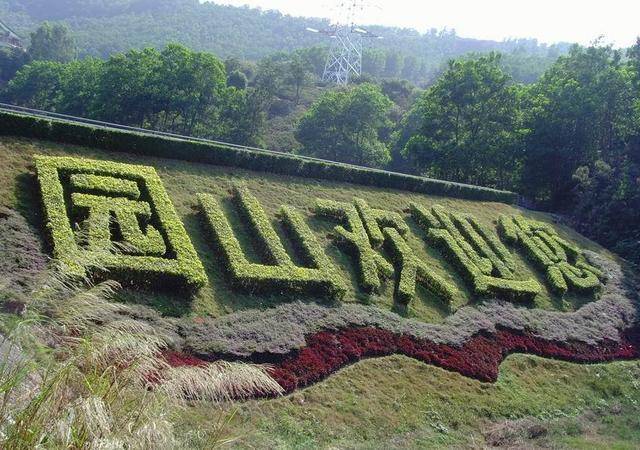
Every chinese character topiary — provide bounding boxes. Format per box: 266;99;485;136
198;185;347;300
411;204;541;301
498;215;602;295
35;155;207;289
315;199;393;293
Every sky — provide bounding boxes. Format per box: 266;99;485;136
211;0;640;47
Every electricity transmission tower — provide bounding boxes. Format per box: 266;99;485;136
0;18;24;51
307;1;382;85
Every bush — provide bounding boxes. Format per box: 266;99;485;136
411;203;541;301
383;227;457;304
35;155;207;289
71;192;166;255
197;187;347;299
315;198;393;293
69;173;141;198
354;197;409;248
498;215;602;295
0;111;518;203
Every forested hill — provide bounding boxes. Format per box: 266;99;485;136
0;0;569;83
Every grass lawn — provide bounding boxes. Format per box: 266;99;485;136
180;354;640;449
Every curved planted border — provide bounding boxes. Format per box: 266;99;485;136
166;325;640;396
266;325;640;393
172;251;639;396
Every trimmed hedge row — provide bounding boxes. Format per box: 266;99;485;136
411;203;541;302
35;155;207;289
233;185;292;266
197;189;346;299
354;197;409;248
0;111;517;203
383;227;457;305
70;173;141;199
72;193;166;256
315;199;393;293
498;215;601;295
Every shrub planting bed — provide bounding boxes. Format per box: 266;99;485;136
499;215;602;295
35;155;207;288
198;186;347;299
412;204;542;301
171;251;638;396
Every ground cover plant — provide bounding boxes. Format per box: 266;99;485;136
0;129;639;448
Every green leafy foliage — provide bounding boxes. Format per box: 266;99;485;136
295;83;393;168
383;227;457;305
27;21;76;63
498;215;601;295
69;173;141;198
398;53;524;189
71;192;166;255
315;199;393;293
354;197;409;248
34;155;207;288
197;186;347;300
412;204;541;301
521;45;636;209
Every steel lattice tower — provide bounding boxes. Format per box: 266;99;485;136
307;1;380;85
322;27;363;84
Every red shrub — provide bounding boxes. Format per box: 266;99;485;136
167;325;640;397
265;325;640;394
163;350;208;368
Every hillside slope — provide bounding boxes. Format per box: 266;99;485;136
0;115;638;448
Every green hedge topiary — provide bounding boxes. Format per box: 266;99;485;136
411;203;541;302
0;111;517;203
315;199;393;294
198;188;347;300
35;155;207;289
383;227;457;305
498;215;601;295
72;193;166;256
69;173;141;199
354;197;409;248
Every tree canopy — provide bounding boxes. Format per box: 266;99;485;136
399;53;524;189
295;83;393;168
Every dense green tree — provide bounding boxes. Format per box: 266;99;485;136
153;44;226;134
295;83;393;167
520;44;635;208
55;57;103;116
3;60;65;109
28;22;76;63
0;47;28;86
94;47;160;125
287;54;311;105
399;53;524;188
384;51;403;78
362;48;386;78
227;69;248;90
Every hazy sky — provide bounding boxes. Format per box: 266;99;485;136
212;0;639;47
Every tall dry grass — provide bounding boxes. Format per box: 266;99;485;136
0;250;282;449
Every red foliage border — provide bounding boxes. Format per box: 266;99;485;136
166;326;640;396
